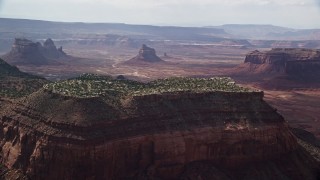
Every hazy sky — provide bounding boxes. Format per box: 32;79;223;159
1;0;320;28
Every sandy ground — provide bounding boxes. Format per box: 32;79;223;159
239;80;320;138
263;90;320;138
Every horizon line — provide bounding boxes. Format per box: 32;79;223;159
1;17;318;30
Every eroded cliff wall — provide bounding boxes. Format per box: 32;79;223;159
0;90;308;179
241;48;320;78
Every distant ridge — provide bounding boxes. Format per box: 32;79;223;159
0;18;228;40
209;24;320;40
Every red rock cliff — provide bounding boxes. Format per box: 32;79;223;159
0;89;316;179
241;48;320;77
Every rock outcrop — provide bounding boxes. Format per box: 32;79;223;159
0;75;318;179
0;57;28;77
41;38;66;59
237;48;320;80
2;39;48;65
125;44;164;64
2;38;67;66
245;48;320;64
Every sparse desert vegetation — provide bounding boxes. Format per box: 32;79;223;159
43;74;250;98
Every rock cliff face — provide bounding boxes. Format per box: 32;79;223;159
2;38;67;66
286;60;320;80
41;38;66;59
0;76;318;179
245;48;320;64
2;39;48;65
238;48;320;79
125;44;164;64
244;50;288;65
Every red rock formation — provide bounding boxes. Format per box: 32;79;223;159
245;48;320;64
2;38;48;65
2;38;67;66
41;38;67;59
244;50;288;65
124;44;165;65
0;87;317;179
236;48;320;79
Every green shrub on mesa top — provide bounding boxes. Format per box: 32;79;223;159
44;74;250;98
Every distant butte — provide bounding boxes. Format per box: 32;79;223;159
124;44;165;64
2;38;67;66
234;48;320;80
41;38;67;59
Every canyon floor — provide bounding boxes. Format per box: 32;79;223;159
15;45;247;80
264;90;320;138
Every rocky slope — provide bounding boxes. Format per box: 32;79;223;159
124;44;165;64
0;58;48;98
2;38;67;66
0;75;318;179
235;48;320;80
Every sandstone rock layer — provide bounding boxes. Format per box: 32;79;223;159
238;48;320;80
0;85;312;179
